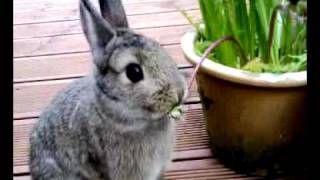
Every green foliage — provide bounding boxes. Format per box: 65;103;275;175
190;0;307;73
169;105;183;119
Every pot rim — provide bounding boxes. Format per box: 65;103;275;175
181;29;307;88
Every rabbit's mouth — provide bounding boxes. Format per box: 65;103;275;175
144;101;183;120
143;86;184;119
142;100;180;120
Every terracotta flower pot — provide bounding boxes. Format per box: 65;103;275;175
181;29;308;174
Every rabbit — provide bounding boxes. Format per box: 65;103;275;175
29;0;188;179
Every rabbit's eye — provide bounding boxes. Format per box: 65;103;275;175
126;63;144;83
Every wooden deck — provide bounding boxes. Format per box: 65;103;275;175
13;0;259;179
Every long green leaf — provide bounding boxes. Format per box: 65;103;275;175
192;0;306;73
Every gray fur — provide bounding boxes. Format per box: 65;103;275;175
99;0;128;28
29;0;187;179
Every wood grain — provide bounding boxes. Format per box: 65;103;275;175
14;25;194;57
14;10;200;39
13;0;192;13
14;159;257;179
14;44;192;82
14;0;198;24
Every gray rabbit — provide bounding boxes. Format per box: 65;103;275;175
29;0;187;179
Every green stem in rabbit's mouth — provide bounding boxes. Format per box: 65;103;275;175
169;36;245;119
169;105;183;119
186;35;247;100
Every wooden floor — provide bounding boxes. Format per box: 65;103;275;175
13;0;259;179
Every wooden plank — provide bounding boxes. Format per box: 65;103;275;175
13;68;198;118
13;105;209;169
167;168;230;176
172;148;212;161
14;44;192;82
13;174;257;180
14;0;198;24
166;168;257;180
14;10;200;39
14;34;87;57
14;165;30;176
13;159;257;179
14;79;71;118
165;169;260;180
167;159;219;172
13;0;184;12
14;25;193;58
14;173;257;180
166;174;256;180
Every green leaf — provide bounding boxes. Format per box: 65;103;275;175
194;0;307;73
169;105;183;119
242;58;268;72
288;53;307;62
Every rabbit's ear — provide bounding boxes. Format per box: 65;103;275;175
80;0;116;67
99;0;129;28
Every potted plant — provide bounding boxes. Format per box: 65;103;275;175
181;0;307;176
